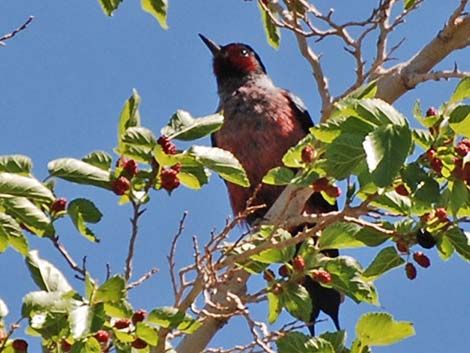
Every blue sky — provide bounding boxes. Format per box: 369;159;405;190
1;1;469;352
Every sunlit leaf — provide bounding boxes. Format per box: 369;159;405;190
277;332;335;353
258;2;280;49
48;158;111;189
450;77;470;103
0;155;32;175
141;0;169;29
356;312;415;346
94;275;126;304
161;111;223;141
26;250;73;293
82;151;113;171
0;173;54;202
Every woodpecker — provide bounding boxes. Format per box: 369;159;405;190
200;34;341;336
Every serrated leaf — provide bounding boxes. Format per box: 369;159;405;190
449;180;468;216
319;222;363;250
363;124;412;187
147;307;201;333
445;227;470;261
48;158;111;189
356;312;415;346
3;197;53;237
94;275;126;303
362;246;405;280
98;0;123;16
0;155;32;175
187;146;249;187
449;105;470;137
280;283;312;322
0;212;26;254
267;291;282;324
320;330;346;353
26;250;73;293
82;151;113;171
277;332;335;353
352;99;407;126
0;173;54;202
121;127;157;148
68;199;102;242
258;2;280;49
325;133;366;180
136;322;158;345
369;191;411;214
450;77;470;103
262;167;295;185
141;0;168;29
22;291;71;317
162;111;223;141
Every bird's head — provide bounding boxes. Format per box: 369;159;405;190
199;34;266;82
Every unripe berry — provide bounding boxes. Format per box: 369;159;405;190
157;135;177;155
116;156;128;167
394;184;409;196
114;318;131;329
61;340;72;352
416;229;436;249
131;338;148;349
50;197;67;213
271;283;283;295
426;148;437;161
426;107;438;117
263;269;275;282
94;330;110;343
435;208;448;222
413;251;431;268
160;169;180;191
312;177;329;192
405;263;417;280
430;158;443;174
112;176;131;195
278;264;290;277
396;240;408;253
455;143;470;157
171;162;183;173
292;256;305;272
12;339;28;352
324;185;342;198
301;145;315;164
311;269;332;284
132;309;147;325
123;159;138;178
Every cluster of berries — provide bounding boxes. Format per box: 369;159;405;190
269;255;332;287
157;135;181;192
112;157;139;196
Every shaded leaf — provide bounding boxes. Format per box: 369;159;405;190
325;133;366;180
0;155;32;175
48;158;111;189
362;246;405;280
280;283;312;323
161;111;223;141
82;151;113;171
446;227;470;261
0;212;27;254
258;2;280;49
0;173;54;202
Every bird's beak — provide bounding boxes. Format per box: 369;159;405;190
199;34;221;56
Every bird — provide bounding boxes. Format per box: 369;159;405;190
199;34;341;336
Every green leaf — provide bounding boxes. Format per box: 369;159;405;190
135;322;158;345
369;191;411;215
187;146;249;187
445;227;470;261
362;246;405;280
449;105;470;137
262;167;295;186
48;158;111;189
267;291;282;324
363;124;412;187
258;2;280;49
82;151;113;171
277;332;335;353
94;275;126;303
103;300;133;318
3;197;54;237
356;312;415;346
147;307;201;333
449;180;469;216
178;166;211;189
25;250;73;293
0;155;32;175
22;291;71;317
355;227;390;247
437;235;454;260
280;282;312;322
71;337;101;353
325;133;366;180
250;227;295;264
162;111;223;141
320;331;346;353
282;134;316;168
0;173;54;202
0;212;28;254
121;127;157;148
319;222;364;250
69;304;92;339
141;0;169;29
404;0;416;10
352;99;408;126
85;273;96;301
67;198;103;242
0;298;8;318
450;77;470;103
98;0;123;16
118;89;141;151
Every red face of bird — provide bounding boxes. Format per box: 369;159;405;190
199;34;266;79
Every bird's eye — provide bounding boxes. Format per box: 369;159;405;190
240;49;250;57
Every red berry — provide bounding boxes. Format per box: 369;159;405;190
116;156;128;168
123;159;138;178
461;138;470;148
396;240;408;253
278;264;290;277
50;197;67;213
12;339;28;352
301;145;315;164
132;309;147;325
455;143;470;157
413;252;431;268
405;263;417;280
263;269;275;282
131;338;148;349
435;208;448;222
61;340;72;352
171;162;183;173
312;177;330;192
430;158;443;174
394;184;409;196
112;176;131;195
160;169;180;192
94;330;110;343
292;256;305;272
426;107;438;117
114;318;131;329
311;269;332;284
157;135;177;155
324;185;342;198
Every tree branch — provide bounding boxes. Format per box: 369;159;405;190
0;16;34;46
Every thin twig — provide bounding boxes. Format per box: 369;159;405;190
0;16;34;46
124;201;146;282
50;235;86;279
127;267;159;290
169;211;188;304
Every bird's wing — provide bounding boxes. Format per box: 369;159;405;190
284;90;314;134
